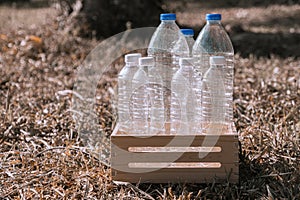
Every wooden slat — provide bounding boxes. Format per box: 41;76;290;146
111;163;238;174
114;122;237;136
112;165;239;183
111;135;238;148
112;151;236;164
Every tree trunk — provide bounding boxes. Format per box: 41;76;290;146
60;0;164;38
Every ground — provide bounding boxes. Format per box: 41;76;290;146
0;1;299;199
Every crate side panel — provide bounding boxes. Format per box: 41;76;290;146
110;125;239;183
112;165;238;183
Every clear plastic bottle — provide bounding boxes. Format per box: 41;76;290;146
180;29;195;56
202;56;227;134
148;13;189;122
118;53;141;131
192;13;234;129
170;58;202;135
145;57;165;134
131;57;150;134
172;29;190;67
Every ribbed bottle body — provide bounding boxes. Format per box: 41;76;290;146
170;58;202;134
148;65;165;133
131;66;149;133
118;56;140;130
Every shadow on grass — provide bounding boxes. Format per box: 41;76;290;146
230;31;300;58
177;0;300;8
135;149;299;199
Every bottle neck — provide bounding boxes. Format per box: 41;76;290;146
207;20;221;25
180;65;193;71
184;35;194;38
210;64;224;68
161;20;176;24
126;62;138;67
140;65;154;68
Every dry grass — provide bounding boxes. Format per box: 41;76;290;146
0;5;57;32
0;2;300;199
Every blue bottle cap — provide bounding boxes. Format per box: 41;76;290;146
160;13;176;21
181;29;194;36
206;14;222;21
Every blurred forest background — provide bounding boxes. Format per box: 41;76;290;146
0;0;299;57
0;0;299;199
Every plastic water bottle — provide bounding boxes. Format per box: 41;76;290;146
192;13;234;130
118;53;141;130
171;58;202;134
131;57;150;134
148;13;189;122
172;29;190;66
181;29;195;56
202;56;226;134
145;57;165;134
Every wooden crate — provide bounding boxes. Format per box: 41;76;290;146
111;123;239;183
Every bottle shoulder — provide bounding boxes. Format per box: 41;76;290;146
203;67;223;79
172;35;189;54
193;24;234;53
133;68;148;80
119;65;139;76
172;69;193;84
148;67;160;76
148;22;182;52
158;21;180;31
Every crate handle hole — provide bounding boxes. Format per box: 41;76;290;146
128;146;222;153
128;162;222;169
